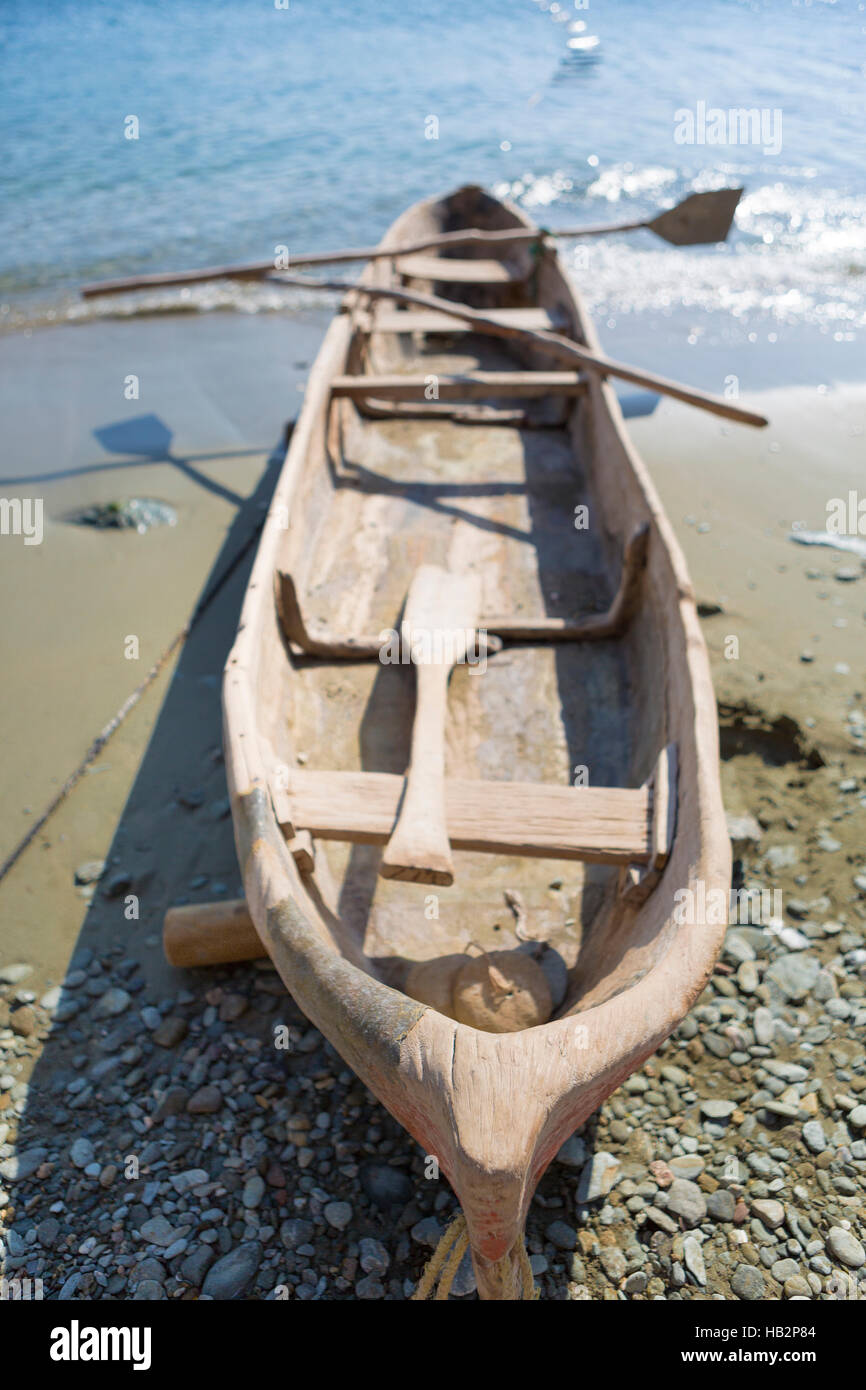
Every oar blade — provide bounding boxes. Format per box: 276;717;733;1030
647;188;743;246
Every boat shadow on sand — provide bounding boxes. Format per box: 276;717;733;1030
5;435;325;1300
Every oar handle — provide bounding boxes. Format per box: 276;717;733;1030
562;343;768;428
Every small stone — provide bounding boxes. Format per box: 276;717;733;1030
410;1217;442;1249
727;814;763;859
784;1275;811;1299
243;1175;265;1209
180;1246;215;1286
93;987;131;1018
187;1085;222;1114
555;1134;587;1167
70;1137;95;1169
0;1147;47;1181
280;1218;313;1250
764;845;798;874
762;1101;800;1120
10;1006;36;1037
802;1121;826;1154
645;1207;678;1234
140;1216;176;1247
37;1217;61;1249
359;1237;389;1276
152;1016;188;1048
170;1168;209;1195
74;860;105;885
649;1160;674;1188
359;1163;412;1210
724;931;756;964
202;1243;262;1300
669;1155;704;1181
752;1198;785;1230
701;1099;737;1121
355;1274;385;1299
153;1086;189;1121
848;1105;866;1131
665;1179;706;1228
133;1280;165;1301
324;1201;353;1231
598;1246;626;1281
683;1234;706;1286
546;1220;577;1251
732;1264;765;1300
576;1151;620;1203
765;953;820;1003
219;994;248;1022
826;1227;865;1269
707;1189;736;1222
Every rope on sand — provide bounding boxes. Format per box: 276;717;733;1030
413;1214;538;1301
0;428;295;888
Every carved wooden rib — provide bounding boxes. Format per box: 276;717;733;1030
274;524;648;659
619;744;679;903
281;769;652;865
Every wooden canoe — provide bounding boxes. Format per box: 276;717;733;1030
222;184;731;1299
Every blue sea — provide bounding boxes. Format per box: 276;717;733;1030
1;0;864;338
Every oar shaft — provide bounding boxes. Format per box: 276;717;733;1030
265;272;767;428
81;190;739;298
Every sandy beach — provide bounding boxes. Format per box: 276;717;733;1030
0;294;864;1304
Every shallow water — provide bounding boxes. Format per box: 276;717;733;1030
1;0;863;339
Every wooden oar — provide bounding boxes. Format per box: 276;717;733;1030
266;272;768;428
80;188;742;298
379;566;482;887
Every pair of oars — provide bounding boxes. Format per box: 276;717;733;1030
80;188;766;429
81;188;743;295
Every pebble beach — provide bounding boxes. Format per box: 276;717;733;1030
2;0;864;1318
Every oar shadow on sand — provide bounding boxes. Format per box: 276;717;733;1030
0;412;268;506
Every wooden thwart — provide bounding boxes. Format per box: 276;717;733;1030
395;254;526;284
365;306;566;335
281;769;652;865
331;370;587;401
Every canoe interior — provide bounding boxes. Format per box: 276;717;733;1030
258;186;681;1018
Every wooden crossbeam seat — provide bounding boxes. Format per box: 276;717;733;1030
330;370;587;401
395;254;527;284
273;749;675;870
363;306;568;335
293;772;646;865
